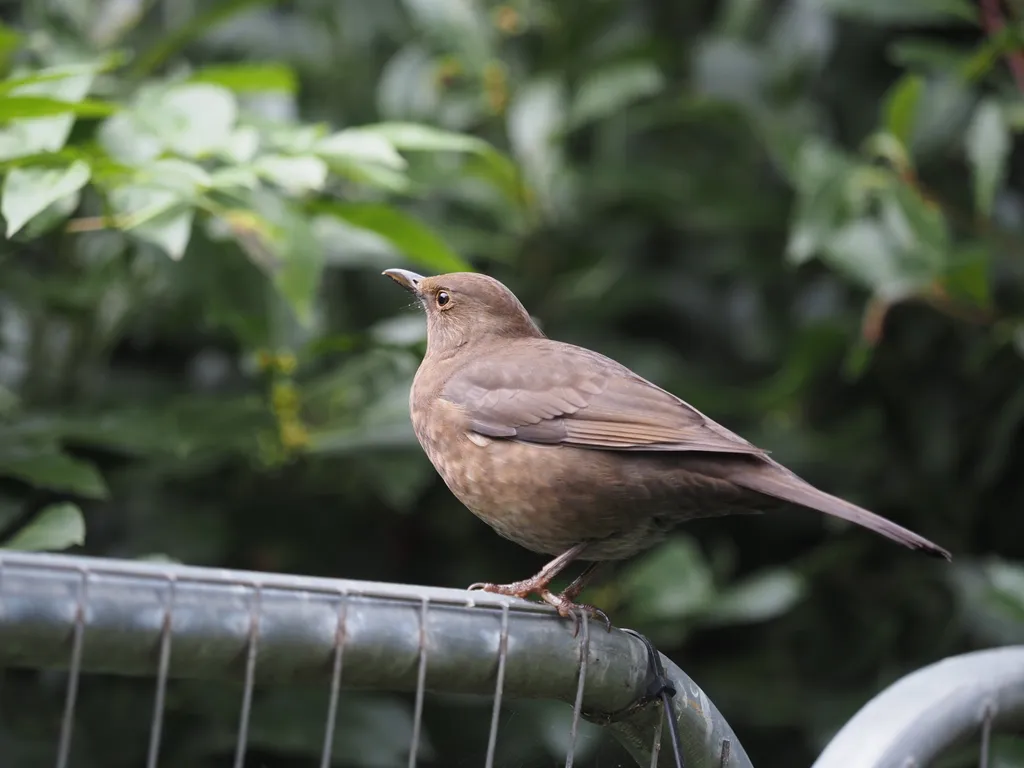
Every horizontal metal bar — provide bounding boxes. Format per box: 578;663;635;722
812;645;1024;768
0;551;753;768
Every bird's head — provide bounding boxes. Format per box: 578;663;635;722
383;269;544;353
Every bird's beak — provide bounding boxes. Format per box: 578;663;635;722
382;268;426;295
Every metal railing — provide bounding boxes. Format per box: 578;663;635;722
811;645;1024;768
0;551;752;768
2;551;1022;768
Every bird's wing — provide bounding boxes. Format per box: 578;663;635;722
440;341;767;456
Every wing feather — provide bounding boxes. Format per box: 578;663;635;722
441;340;767;457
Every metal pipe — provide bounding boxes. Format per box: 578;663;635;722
0;551;753;768
812;645;1024;768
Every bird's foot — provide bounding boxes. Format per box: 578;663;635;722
539;590;612;637
467;579;611;635
467;577;545;600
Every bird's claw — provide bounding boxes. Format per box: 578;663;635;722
541;590;613;636
468;578;612;635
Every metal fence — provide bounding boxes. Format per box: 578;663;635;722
3;551;1022;768
0;551;752;768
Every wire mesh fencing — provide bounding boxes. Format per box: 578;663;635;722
0;551;753;768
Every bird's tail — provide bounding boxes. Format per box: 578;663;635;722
731;462;951;560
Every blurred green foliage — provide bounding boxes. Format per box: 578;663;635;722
0;0;1023;765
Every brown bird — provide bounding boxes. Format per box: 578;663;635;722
383;268;951;628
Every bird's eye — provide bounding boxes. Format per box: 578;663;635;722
436;291;451;307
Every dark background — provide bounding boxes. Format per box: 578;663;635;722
0;0;1022;765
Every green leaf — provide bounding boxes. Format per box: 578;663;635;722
99;83;238;163
189;63;297;93
569;62;665;128
784;140;856;264
2;64;98;97
886;180;950;263
0;451;108;498
0;21;20;70
133;207;195;260
619;536;715;620
318;202;471;272
362;121;491;154
790;141;949;297
508;78;570;214
0;58;122;96
812;0;977;25
330;161;412;193
315;129;407;169
823;180;949;299
822;220;914;298
985;559;1024;618
0;96;115;121
210;166;261;190
253;154;328;194
244;194;326;326
864;132;912;172
910;76;975;156
314;128;413;192
0;67;101;160
97;110;162;164
355;122;522;199
110;185;194;259
106;159;207;259
273;215;324;326
882;74;924;147
19;187;82;240
377;45;442;122
965;99;1010;217
221;126;261;164
2;160;91;236
701;569;806;626
138;158;214;192
2;502;85;552
954;558;1024;644
961;29;1023;81
156;84;239;158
